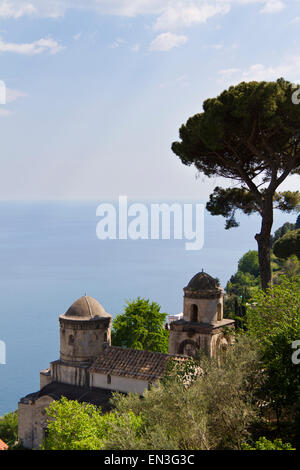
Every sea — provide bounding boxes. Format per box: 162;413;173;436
0;200;294;416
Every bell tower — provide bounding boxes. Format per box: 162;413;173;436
59;295;112;364
169;271;235;358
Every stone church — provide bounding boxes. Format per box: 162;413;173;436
18;271;234;449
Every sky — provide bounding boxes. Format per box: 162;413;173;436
0;0;299;201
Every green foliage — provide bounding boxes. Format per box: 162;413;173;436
273;228;300;259
271;222;295;247
274;191;300;213
105;335;263;450
273;255;300;283
163;356;202;386
241;436;295;450
238;250;260;277
42;396;142;450
296;214;300;229
172;79;300;289
172;79;300;180
112;297;169;353
223;294;245;323
226;271;259;299
225;251;260;326
206;187;258;229
246;277;300;415
224;245;299;321
0;411;18;449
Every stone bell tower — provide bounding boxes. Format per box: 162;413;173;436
59;295;112;364
40;295;112;389
169;271;235;358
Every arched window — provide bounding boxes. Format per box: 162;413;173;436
68;335;74;345
191;304;198;322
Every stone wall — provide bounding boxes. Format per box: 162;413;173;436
18;395;53;449
50;360;90;387
90;372;149;395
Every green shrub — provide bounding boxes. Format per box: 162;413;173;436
273;229;300;259
246;277;300;419
112;297;169;353
241;437;295;450
104;335;263;450
0;411;18;448
42;396;143;450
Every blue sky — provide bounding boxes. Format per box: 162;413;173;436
0;0;299;200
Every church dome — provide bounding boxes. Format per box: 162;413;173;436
61;295;111;320
185;271;219;291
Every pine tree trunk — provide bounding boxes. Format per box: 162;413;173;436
255;198;273;290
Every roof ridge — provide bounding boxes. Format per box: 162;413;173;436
107;345;183;357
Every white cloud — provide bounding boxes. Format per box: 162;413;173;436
0;0;164;18
131;43;140;52
153;3;230;31
218;67;241;79
150;32;188;51
0;1;287;22
218;56;300;85
110;37;126;49
0;1;36;18
0;36;64;55
290;16;300;23
0;0;64;18
73;32;82;40
203;43;224;50
260;0;285;13
6;88;27;103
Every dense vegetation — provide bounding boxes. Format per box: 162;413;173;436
42;336;263;450
0;411;18;449
42;397;142;450
6;240;299;450
273;229;300;259
111;297;169;353
42;321;298;449
34;215;300;450
224;215;300;324
246;277;300;421
40;226;300;450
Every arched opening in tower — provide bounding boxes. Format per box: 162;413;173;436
191;304;198;322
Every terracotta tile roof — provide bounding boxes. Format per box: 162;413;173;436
0;439;8;450
89;346;187;381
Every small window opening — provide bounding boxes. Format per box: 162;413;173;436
191;304;198;322
68;335;74;345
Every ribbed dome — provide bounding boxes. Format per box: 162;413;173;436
185;271;219;291
61;296;111;320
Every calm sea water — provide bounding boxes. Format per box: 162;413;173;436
0;201;293;416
